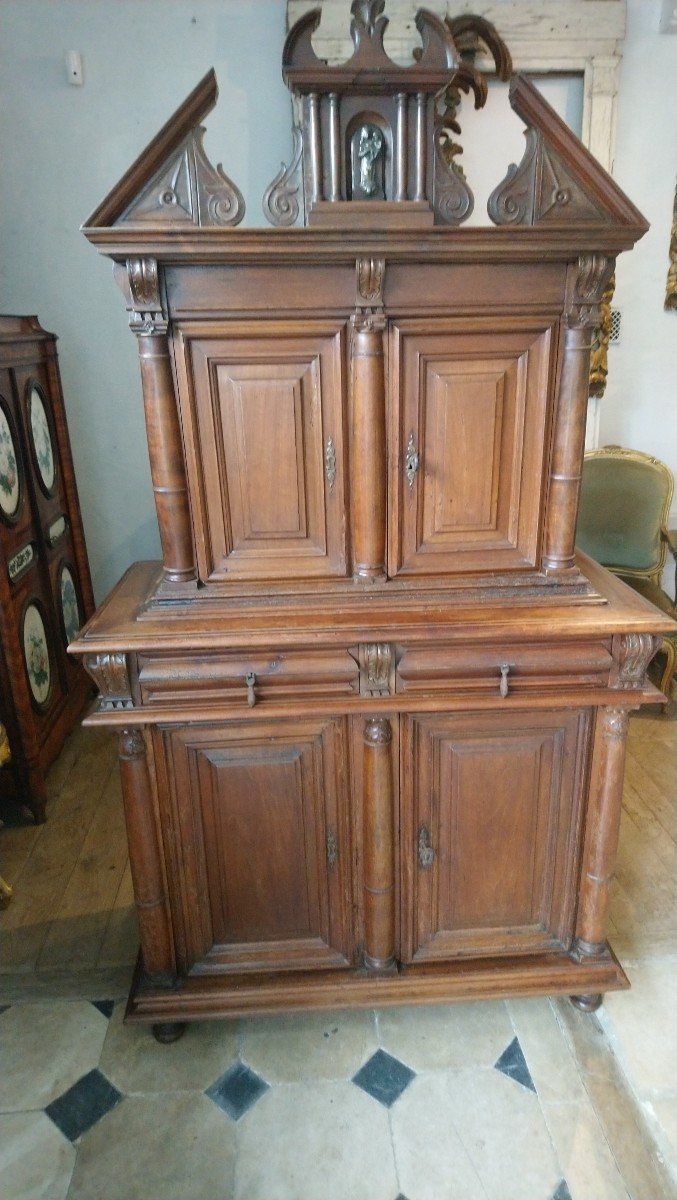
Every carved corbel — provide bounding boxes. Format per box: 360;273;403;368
564;254;616;329
114;257;168;337
358;643;394;697
356;257;385;309
610;633;661;690
84;652;133;710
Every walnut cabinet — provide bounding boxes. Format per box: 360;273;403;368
72;8;675;1037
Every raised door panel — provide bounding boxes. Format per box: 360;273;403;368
389;318;555;577
154;716;353;975
175;322;348;582
401;709;590;962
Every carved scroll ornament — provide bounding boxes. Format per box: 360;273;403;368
118;127;244;229
84;652;133;710
262;127;304;227
612;633;661;690
565;254;616;330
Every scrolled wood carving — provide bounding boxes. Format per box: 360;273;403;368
125;257;167;336
613;633;661;690
432;130;474;225
488;128;603;228
359;643;393;696
84;652;133;710
356;257;385;307
263;127;304;227
565;253;615;329
119;128;244;229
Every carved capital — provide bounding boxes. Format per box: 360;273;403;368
364;716;392;745
359;643;393;696
351;310;387;335
600;707;630;743
356;257;385;307
565;254;616;329
119;727;145;759
84;652;133;710
612;633;661;690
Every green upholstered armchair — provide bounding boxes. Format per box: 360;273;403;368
576;445;677;705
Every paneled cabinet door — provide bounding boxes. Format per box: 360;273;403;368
175;321;348;583
401;708;590;962
389;317;555;578
153;716;353;976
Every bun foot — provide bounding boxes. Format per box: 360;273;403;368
570;992;603;1013
152;1021;187;1044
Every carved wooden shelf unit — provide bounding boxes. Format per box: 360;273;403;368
0;316;94;822
73;4;674;1037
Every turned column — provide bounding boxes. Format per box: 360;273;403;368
120;257;196;585
572;706;630;960
118;728;175;985
543;254;614;576
351;313;387;580
362;717;396;970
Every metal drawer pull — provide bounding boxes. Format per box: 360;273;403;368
405;433;420;487
245;671;257;707
325;437;337;489
499;663;511;698
326;829;338;869
418;824;435;868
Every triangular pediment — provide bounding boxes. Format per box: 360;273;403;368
488;75;648;234
83;69;244;230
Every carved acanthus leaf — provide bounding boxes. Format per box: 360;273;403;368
359;643;393;696
84;652;133;710
356;257;385;306
262;127;304;227
116;127;244;228
566;253;615;329
613;633;661;689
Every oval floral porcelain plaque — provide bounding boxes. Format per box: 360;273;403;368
59;565;81;645
0;401;21;518
22;602;52;707
29;385;56;493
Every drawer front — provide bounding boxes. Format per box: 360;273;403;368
137;648;360;708
396;640;613;697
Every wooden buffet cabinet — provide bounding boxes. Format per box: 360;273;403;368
72;5;675;1041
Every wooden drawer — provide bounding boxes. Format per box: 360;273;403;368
137;648;360;708
396;640;613;697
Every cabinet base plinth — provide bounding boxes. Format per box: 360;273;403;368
124;948;628;1025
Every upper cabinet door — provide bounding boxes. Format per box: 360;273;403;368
389;317;556;579
175;321;348;583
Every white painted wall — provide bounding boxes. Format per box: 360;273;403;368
0;0;674;600
598;0;677;544
0;0;291;599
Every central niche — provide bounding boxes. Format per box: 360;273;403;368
347;112;390;200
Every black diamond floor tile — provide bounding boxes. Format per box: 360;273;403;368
45;1068;122;1142
352;1049;415;1108
494;1036;537;1094
91;999;115;1020
206;1060;269;1121
552;1181;573;1200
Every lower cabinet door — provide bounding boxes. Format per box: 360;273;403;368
401;708;591;962
153;717;353;975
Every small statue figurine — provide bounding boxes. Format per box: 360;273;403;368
357;124;384;196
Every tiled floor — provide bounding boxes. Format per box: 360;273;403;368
0;705;676;1200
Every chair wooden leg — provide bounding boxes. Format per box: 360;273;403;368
659;639;676;712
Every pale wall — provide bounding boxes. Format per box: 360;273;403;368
0;0;675;599
598;0;677;535
0;0;290;599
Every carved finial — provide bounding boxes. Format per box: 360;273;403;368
350;0;387;46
